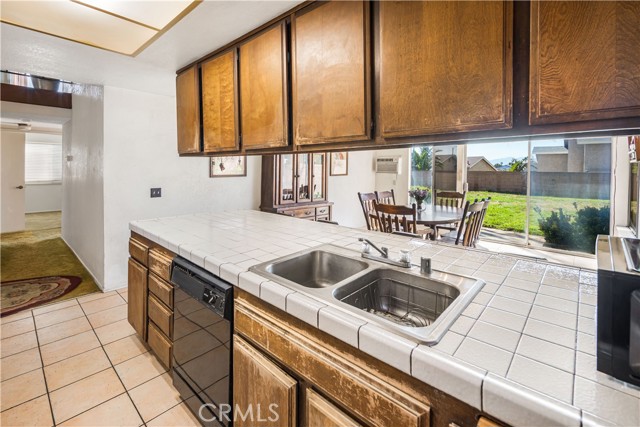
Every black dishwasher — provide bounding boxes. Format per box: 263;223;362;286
171;257;233;427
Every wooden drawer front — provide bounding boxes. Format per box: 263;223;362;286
289;207;315;218
316;206;330;217
129;238;149;266
148;321;172;369
316;215;329;222
148;294;173;339
148;273;174;309
148;249;173;282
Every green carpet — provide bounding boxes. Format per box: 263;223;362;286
1;214;100;308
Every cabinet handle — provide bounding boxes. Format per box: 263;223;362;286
15;185;24;189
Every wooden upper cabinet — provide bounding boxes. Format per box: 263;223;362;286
201;50;239;152
292;0;371;146
240;23;289;150
530;1;640;124
379;1;513;138
176;66;200;154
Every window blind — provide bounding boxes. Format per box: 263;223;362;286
25;142;62;184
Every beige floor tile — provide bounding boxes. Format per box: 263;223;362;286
0;309;33;324
0;394;53;427
119;291;129;303
35;305;85;329
87;304;128;329
1;330;38;358
129;373;182;422
0;369;47;410
80;294;126;315
59;393;143;427
147;402;200;427
1;316;35;339
40;330;101;366
94;319;136;345
32;299;78;316
104;334;149;365
44;347;111;391
50;368;125;424
37;317;92;346
114;351;166;390
0;347;42;381
76;291;115;304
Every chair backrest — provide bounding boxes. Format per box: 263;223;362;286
454;198;490;247
375;189;396;205
436;190;466;208
374;201;417;234
357;192;379;230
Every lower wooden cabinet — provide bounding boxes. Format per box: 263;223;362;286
305;388;360;427
233;335;297;427
127;233;175;370
234;291;432;427
127;257;148;340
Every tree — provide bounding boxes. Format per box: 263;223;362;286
494;162;504;169
411;147;432;171
509;157;528;172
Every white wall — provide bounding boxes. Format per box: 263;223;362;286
328;150;376;228
102;86;261;291
62;85;106;288
25;184;62;213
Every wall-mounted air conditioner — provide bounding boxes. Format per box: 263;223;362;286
375;156;401;174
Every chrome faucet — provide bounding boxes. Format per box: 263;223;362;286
358;238;411;268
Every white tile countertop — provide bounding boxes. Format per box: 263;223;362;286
130;210;640;427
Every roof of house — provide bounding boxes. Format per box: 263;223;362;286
531;146;568;155
467;156;498;171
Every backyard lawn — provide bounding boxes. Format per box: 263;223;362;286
467;191;610;236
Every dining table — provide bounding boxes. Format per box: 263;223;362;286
414;205;466;239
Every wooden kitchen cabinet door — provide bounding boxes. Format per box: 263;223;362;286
305;388;361;427
233;335;297;427
176;65;201;154
127;258;148;340
530;1;640;124
240;23;288;150
379;1;513;138
201;50;239;152
292;0;371;146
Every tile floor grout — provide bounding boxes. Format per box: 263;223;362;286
1;291;199;427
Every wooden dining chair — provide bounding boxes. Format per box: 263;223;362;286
435;190;466;208
375;189;396;205
357;192;380;231
374;201;419;234
442;198;491;247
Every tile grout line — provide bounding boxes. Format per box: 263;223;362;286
74;296;150;427
29;306;57;427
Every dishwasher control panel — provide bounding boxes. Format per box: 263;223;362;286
203;287;226;316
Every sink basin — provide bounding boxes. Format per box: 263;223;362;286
255;249;369;288
622;238;640;272
334;269;460;328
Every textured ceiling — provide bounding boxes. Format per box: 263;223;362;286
0;1;302;97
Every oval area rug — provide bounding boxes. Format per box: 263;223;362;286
1;276;81;317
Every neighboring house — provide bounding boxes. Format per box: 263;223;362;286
532;138;611;172
467;156;498;172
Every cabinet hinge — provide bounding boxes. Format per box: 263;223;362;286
370;120;375;135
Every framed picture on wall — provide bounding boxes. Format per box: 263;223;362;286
330;152;348;176
210;156;247;177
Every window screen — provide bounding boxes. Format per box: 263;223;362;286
25;142;62;183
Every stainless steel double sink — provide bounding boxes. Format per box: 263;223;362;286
250;244;485;345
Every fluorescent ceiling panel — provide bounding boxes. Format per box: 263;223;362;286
75;0;195;30
1;0;199;56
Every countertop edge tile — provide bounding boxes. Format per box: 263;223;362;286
483;373;581;427
412;345;485;410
